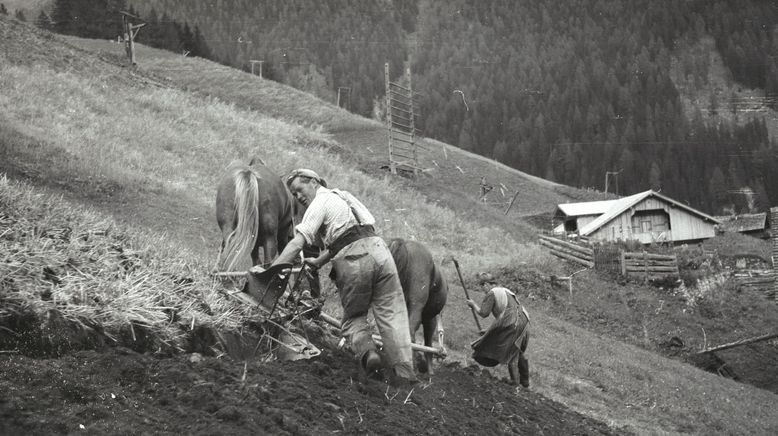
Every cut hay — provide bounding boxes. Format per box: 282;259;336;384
0;175;254;354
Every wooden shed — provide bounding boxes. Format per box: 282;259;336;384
714;213;770;239
554;190;720;244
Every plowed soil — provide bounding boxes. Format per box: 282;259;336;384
0;346;620;435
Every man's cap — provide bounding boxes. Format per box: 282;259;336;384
286;168;327;188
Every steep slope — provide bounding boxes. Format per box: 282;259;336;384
3;16;778;435
65;34;613;241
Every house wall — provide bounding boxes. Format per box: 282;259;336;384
575;215;599;230
589;197;716;243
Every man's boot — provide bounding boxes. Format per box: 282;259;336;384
508;357;519;385
391;361;419;388
351;330;382;380
361;350;383;377
518;356;530;388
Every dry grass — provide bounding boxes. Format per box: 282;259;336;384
0;175;250;349
69;36;376;133
0;57;540;276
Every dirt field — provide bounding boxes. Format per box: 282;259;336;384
0;346;620;435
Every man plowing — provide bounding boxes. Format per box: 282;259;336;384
262;169;418;386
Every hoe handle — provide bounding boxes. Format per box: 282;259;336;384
452;258;483;331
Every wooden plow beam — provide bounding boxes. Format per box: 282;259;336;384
319;312;445;357
213;265;321;360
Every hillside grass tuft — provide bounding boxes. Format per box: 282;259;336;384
0;175;247;351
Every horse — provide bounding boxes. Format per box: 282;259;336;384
388;238;448;375
214;158;294;272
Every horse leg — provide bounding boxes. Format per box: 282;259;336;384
257;234;278;267
407;301;425;373
422;315;439;375
436;314;445;356
258;208;279;266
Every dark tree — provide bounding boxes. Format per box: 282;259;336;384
36;10;52;30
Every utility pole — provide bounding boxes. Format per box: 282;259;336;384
120;11;145;66
604;169;623;194
249;60;264;78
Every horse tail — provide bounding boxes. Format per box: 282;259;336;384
220;168;260;272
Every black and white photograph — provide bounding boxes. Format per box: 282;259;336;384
1;1;777;434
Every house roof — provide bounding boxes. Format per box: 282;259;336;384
557;190;720;236
556;198;621;217
714;213;768;233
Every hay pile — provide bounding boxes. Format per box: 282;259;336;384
0;175;252;354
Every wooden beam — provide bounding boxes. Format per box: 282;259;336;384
697;332;778;354
623;252;676;261
623;261;678;267
389;135;415;146
624;266;679;273
319;312;444;356
539;240;593;261
539;242;594;267
538;235;594;255
389;81;411;91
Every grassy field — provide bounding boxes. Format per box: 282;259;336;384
2;17;778;435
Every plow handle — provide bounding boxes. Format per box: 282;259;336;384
452;258;483;331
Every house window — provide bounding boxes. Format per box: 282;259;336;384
631;209;670;234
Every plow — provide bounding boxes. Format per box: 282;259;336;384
214;264;447;361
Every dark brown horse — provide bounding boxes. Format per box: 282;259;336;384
388;238;448;374
215;158;294;272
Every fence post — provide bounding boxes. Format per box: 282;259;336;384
770;207;778;304
643;251;648;282
620;250;626;276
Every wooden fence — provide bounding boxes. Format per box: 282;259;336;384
593;244;622;275
621;251;679;280
734;270;776;299
772;206;778;304
538;235;594;268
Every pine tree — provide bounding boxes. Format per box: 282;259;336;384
52;0;75;35
14;9;25;21
0;4;7;15
708;166;728;214
648;162;662;191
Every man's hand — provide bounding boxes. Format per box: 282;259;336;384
304;248;332;270
249;265;266;274
304;257;320;270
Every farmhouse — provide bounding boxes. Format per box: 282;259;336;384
554;190;720;244
714;213;770;239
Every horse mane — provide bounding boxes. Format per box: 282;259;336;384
219;166;261;271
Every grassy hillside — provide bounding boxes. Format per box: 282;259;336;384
3;16;778;435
